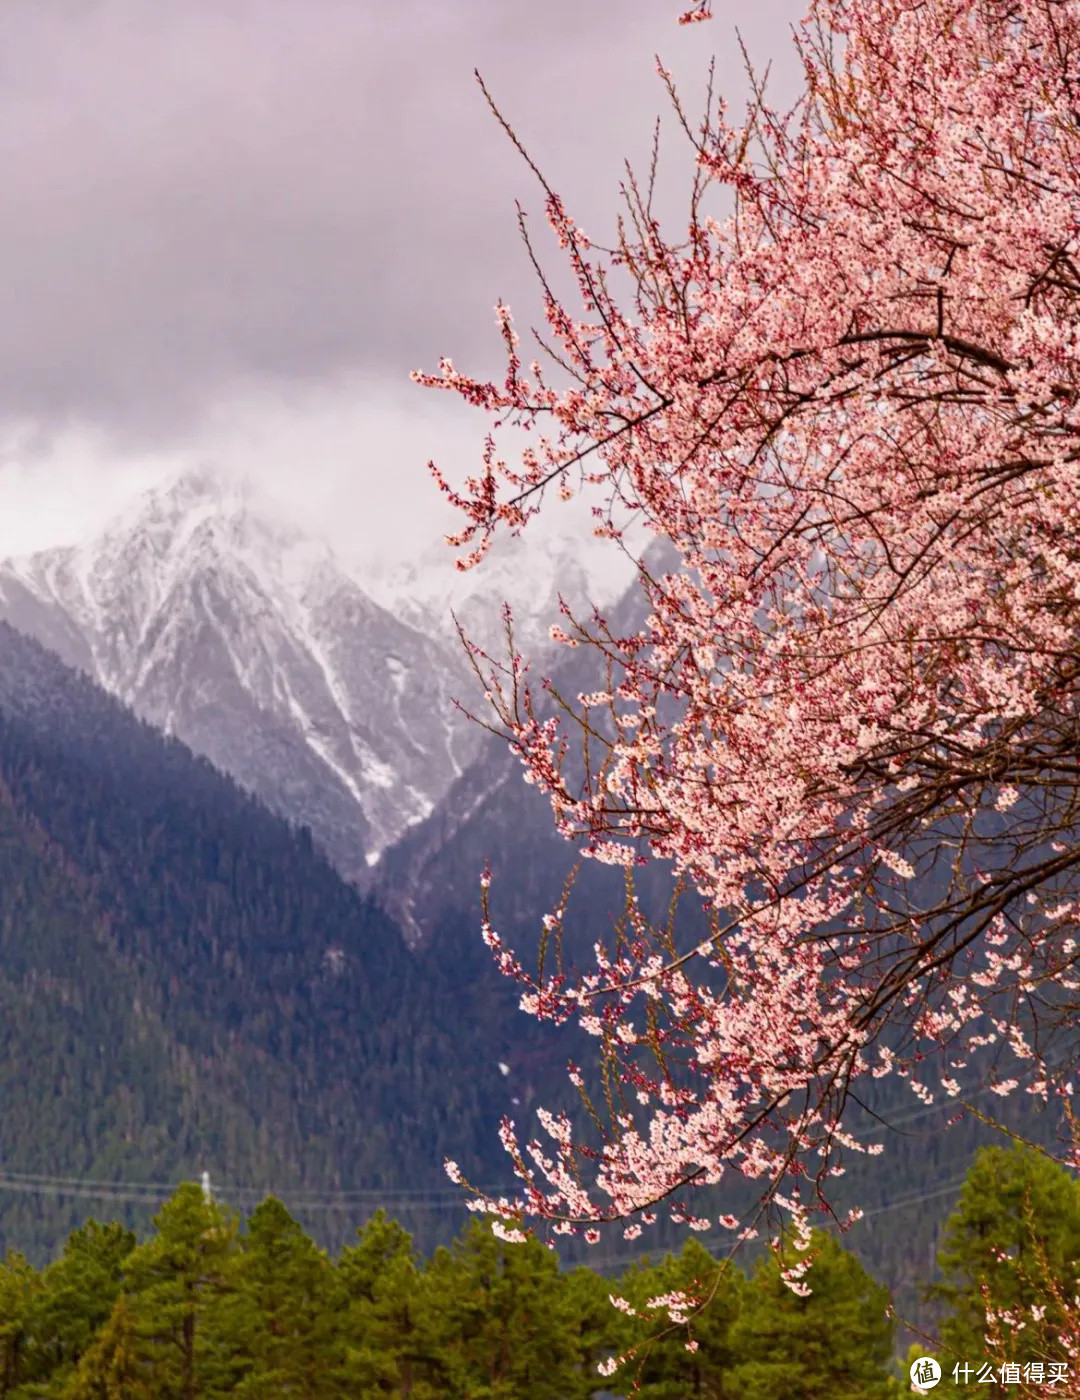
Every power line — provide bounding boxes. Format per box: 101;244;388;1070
0;1167;521;1211
0;1177;171;1206
858;1176;969;1221
0;1052;1061;1220
0;1064;1029;1203
581;1163;989;1276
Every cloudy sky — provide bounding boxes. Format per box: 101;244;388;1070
0;0;805;567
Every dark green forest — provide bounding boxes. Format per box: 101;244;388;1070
0;619;1070;1349
0;621;545;1264
1;1144;1076;1398
0;1187;894;1398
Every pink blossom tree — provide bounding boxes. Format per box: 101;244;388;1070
417;0;1080;1289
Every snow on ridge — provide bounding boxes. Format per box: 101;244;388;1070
0;463;640;875
353;520;643;664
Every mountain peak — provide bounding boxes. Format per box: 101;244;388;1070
114;463;307;552
159;460;242;507
0;471;652;882
0;468;486;875
357;517;644;663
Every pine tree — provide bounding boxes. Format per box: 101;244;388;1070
931;1144;1080;1374
118;1183;242;1400
62;1294;156;1400
610;1240;746;1399
22;1219;136;1393
0;1250;39;1398
333;1208;445;1398
227;1196;341;1398
561;1265;624;1399
422;1218;587;1400
728;1231;895;1400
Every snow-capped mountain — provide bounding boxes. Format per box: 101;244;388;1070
0;467;642;882
0;467;487;878
356;521;643;665
371;535;681;947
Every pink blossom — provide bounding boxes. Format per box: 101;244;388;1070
423;0;1080;1251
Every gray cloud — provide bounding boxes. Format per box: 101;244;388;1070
0;0;804;440
0;0;807;570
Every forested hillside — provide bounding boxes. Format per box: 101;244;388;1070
0;616;1067;1323
0;622;522;1264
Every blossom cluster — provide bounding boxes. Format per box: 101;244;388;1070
419;0;1080;1275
